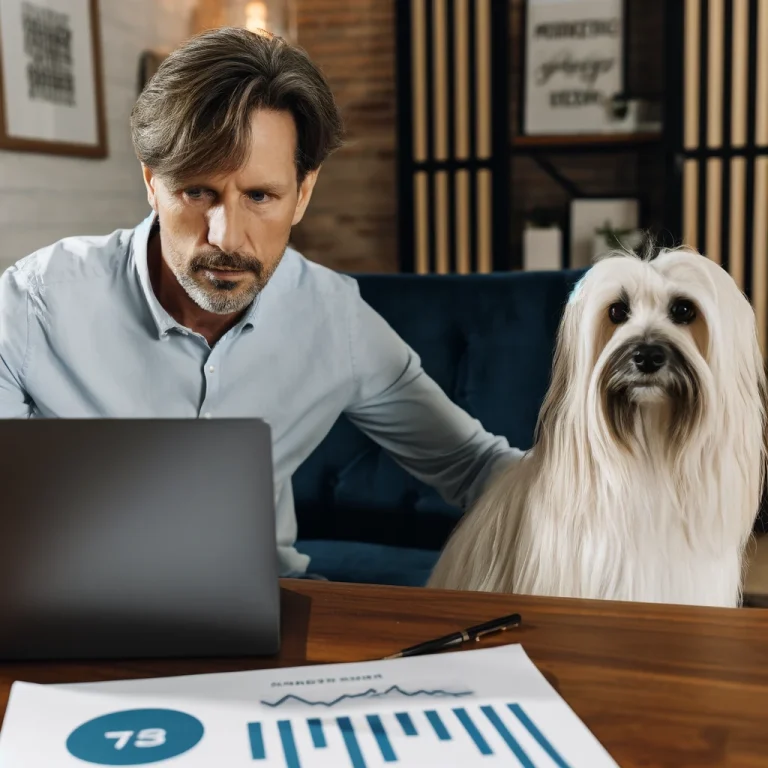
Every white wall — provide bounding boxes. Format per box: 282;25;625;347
0;0;192;271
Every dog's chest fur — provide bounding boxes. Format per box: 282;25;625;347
513;458;744;607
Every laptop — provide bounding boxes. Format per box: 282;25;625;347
0;418;280;660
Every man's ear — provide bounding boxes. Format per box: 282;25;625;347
292;168;320;226
141;164;158;212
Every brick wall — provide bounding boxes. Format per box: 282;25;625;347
288;0;399;273
0;1;190;271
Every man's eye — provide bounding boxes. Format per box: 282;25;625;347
248;191;267;203
184;188;209;200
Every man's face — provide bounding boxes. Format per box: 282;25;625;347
142;109;318;315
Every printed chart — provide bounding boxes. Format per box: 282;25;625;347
0;644;618;767
246;701;571;767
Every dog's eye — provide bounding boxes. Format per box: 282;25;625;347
670;299;697;324
608;302;629;324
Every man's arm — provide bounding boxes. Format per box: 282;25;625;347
0;265;34;418
343;285;524;511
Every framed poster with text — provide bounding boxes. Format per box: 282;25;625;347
522;0;624;136
0;0;107;157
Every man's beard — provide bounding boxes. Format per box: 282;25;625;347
174;244;286;315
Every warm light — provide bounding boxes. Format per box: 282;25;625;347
245;1;269;33
186;0;297;43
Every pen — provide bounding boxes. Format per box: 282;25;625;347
382;612;522;659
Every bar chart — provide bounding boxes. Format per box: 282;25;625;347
248;701;571;767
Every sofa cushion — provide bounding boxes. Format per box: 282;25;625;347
295;539;440;587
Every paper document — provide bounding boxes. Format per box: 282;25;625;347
0;644;617;766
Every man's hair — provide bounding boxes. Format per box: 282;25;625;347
131;27;344;184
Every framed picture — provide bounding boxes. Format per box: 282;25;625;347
521;0;625;136
0;0;107;157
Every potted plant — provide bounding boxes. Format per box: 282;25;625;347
593;220;645;260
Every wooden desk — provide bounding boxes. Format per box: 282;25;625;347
2;580;768;767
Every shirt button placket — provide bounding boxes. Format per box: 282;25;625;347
200;351;221;419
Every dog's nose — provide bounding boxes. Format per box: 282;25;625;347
633;343;666;374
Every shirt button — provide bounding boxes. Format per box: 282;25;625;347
208;365;215;373
203;412;212;419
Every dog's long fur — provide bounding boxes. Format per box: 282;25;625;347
428;247;767;607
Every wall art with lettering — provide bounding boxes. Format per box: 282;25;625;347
522;0;624;135
0;0;107;157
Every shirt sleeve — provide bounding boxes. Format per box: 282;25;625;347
343;284;524;510
0;266;34;418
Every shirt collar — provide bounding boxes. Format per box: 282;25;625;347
132;211;260;340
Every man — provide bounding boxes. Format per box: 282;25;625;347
0;27;522;577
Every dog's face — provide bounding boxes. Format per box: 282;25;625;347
553;247;761;452
588;253;710;448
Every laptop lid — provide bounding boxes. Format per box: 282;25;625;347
0;418;280;660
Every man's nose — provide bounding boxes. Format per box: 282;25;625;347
206;204;246;253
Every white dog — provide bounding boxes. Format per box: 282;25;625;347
428;247;767;607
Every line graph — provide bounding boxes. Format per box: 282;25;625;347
260;685;474;708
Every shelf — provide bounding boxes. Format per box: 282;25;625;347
511;132;662;153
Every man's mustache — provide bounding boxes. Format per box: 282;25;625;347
191;251;262;274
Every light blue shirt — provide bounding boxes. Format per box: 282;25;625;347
0;212;522;575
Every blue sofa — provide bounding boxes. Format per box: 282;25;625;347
292;269;584;586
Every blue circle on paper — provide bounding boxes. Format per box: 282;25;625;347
65;709;204;765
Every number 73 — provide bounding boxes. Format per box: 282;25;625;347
104;729;167;749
